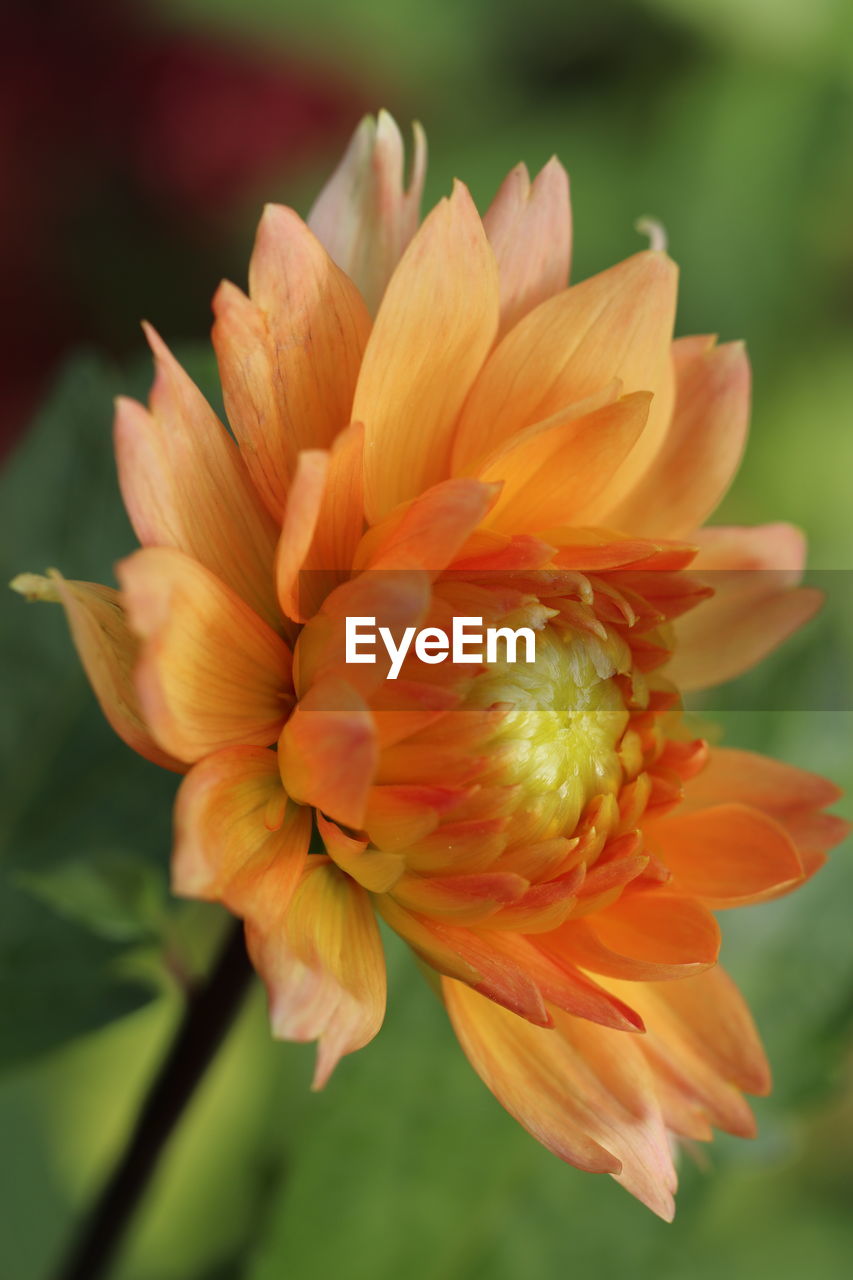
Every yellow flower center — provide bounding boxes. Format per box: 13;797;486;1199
465;624;629;843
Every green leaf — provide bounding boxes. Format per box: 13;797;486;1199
0;872;153;1068
15;850;168;943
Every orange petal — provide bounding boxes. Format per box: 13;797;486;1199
602;336;750;537
308;110;427;314
364;784;465;852
278;676;377;829
618;966;771;1100
444;979;678;1218
451;250;677;485
248;861;386;1088
172;746;310;910
363;477;499;573
379;897;550;1025
213;209;370;521
296;422;366;618
668;524;821;690
480;391;651;533
274;449;329;624
317;812;405;893
549;916;711;983
488;932;645;1032
118;548;292;763
11;571;183;772
645;803;804;906
388;870;529;924
563;890;717;967
114;325;280;628
679;748;847;875
483;157;571;340
354;181;499;522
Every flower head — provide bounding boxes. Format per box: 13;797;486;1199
14;111;847;1219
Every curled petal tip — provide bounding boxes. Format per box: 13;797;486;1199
635;217;669;253
10;570;61;601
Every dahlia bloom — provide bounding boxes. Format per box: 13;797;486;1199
14;111;847;1218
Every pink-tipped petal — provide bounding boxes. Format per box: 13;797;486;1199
484;157;572;340
308;110;428;314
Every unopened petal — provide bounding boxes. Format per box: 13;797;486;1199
308;110;428;314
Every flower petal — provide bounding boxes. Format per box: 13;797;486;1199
601;336;750;537
308;110;427;314
480;391;651;533
172;746;310;908
354;181;500;522
247;860;387;1088
644;803;805;906
114;325;280;627
679;748;848;876
118;548;293;763
444;979;677;1218
668;524;821;690
10;571;183;771
483;157;571;340
278;676;378;829
619;966;771;1099
361;477;499;573
212;209;370;521
275;423;367;625
560;890;722;967
451;250;677;488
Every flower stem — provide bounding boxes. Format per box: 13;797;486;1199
54;919;254;1280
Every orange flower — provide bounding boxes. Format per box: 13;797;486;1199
14;111;847;1219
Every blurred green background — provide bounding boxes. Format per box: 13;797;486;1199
2;0;852;1277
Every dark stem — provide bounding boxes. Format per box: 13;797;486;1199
55;920;254;1280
